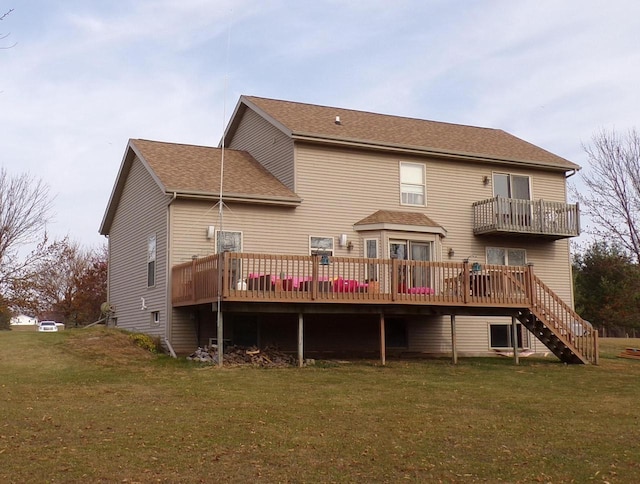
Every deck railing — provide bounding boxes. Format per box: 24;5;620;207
172;252;531;308
529;274;598;364
172;255;220;305
171;252;597;364
473;196;580;238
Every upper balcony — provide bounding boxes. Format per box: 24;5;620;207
472;197;580;239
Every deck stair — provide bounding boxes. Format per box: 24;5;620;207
517;274;598;364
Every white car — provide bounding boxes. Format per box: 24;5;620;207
38;321;59;332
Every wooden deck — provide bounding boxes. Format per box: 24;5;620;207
172;252;598;364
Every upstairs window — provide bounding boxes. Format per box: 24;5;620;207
493;173;531;200
147;234;156;287
400;162;426;206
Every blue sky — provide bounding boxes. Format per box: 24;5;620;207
1;0;639;248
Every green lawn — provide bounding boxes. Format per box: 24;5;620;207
1;328;639;483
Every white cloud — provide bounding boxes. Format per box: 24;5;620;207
1;0;640;247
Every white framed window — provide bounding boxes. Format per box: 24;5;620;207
400;162;426;206
390;239;433;289
364;238;379;281
489;323;529;349
147;234;157;287
493;173;531;200
486;247;526;266
310;236;334;256
216;230;242;253
151;311;160;326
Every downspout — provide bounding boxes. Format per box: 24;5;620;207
564;168;580;311
104;234;111;326
165;191;178;357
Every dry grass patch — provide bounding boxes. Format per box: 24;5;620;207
63;326;157;366
1;331;640;482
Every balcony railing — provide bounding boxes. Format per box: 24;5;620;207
473;197;580;238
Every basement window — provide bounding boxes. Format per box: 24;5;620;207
489;323;529;349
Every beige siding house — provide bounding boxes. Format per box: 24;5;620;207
100;96;597;364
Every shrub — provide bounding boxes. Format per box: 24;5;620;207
128;333;158;353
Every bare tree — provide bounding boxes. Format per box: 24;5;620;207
1;8;16;49
577;128;640;262
0;167;54;303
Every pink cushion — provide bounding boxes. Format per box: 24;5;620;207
404;287;435;295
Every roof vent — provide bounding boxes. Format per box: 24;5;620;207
335;115;341;125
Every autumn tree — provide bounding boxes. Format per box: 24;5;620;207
27;240;107;327
0;294;12;330
72;245;108;325
577;128;640;261
573;241;640;336
0;167;53;321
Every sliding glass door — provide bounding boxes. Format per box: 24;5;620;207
390;240;432;290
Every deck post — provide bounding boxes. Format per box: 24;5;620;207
221;252;230;298
311;255;319;301
379;313;386;366
525;262;535;305
191;257;197;303
450;314;457;364
511;315;519;365
391;259;398;301
462;259;470;304
298;313;304;368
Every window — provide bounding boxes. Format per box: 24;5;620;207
310;236;334;256
486;247;526;266
216;230;242;253
390;240;433;289
147;234;156;287
365;238;379;281
493;173;532;227
400;162;426;206
151;311;160;326
493;173;530;200
216;231;242;287
489;323;529;349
